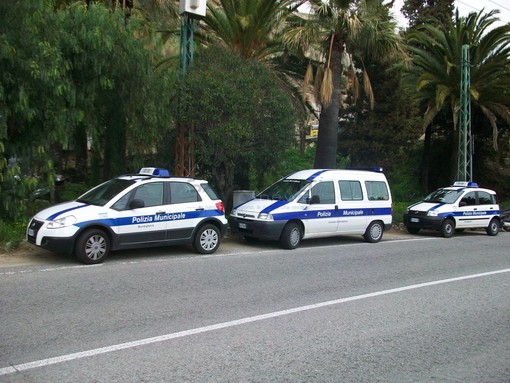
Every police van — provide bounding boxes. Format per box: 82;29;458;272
27;168;228;264
229;169;393;249
403;181;500;237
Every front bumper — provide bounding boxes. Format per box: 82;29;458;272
27;219;78;254
403;214;444;231
229;216;287;241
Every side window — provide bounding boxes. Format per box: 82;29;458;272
339;181;363;201
111;191;132;210
365;181;389;201
132;182;164;208
170;182;201;204
478;191;494;205
460;191;476;206
309;181;335;204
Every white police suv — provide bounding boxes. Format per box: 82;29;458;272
229;169;393;249
27;168;228;264
403;181;500;237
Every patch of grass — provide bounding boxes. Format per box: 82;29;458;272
0;219;28;252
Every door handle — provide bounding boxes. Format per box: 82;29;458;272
196;208;204;211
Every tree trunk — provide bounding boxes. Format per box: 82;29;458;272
314;39;343;169
421;124;431;193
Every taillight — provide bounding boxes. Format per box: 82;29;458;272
216;202;225;214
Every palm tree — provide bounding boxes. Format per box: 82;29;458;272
283;0;404;168
202;0;299;60
405;9;510;185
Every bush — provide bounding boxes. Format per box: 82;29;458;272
0;219;28;252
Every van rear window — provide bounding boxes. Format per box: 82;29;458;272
365;181;389;201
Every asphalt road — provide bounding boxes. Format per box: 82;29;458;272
1;231;509;382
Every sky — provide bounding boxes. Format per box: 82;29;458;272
391;0;510;28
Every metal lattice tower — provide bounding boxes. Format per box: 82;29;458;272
175;13;198;177
457;44;473;182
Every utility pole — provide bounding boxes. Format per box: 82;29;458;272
457;44;473;182
175;0;207;176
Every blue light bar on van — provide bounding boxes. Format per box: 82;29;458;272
139;167;171;177
349;167;384;173
452;181;478;187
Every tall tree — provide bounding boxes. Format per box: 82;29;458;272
283;0;404;169
404;9;510;187
179;45;297;205
202;0;298;61
401;0;454;28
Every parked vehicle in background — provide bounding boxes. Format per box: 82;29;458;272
229;168;393;249
403;182;500;237
27;168;228;264
499;207;510;232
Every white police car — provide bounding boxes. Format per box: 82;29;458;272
229;169;393;249
27;168;228;264
403;181;500;237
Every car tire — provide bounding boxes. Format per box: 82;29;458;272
406;226;420;234
486;218;500;236
280;222;302;249
440;219;455;238
364;221;384;243
75;229;110;264
193;224;220;254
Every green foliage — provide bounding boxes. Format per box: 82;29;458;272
0;0;177;213
180;45;298;204
0;165;38;222
0;219;28;252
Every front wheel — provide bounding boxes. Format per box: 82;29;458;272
364;221;384;243
193;224;220;254
280;222;302;249
486;218;500;236
75;229;110;264
406;226;420;235
440;219;455;238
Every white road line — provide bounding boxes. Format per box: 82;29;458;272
1;268;509;376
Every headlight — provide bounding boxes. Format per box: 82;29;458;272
427;210;439;217
47;215;77;229
258;213;273;220
406;206;410;213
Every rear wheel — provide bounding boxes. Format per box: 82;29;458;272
486;218;500;236
75;229;110;264
280;222;302;249
193;224;220;254
440;219;455;238
364;221;384;243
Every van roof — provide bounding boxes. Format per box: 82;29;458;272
286;169;386;182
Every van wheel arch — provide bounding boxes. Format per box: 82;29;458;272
280;221;303;250
364;220;384;243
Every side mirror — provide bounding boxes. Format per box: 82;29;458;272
310;195;320;204
129;199;145;209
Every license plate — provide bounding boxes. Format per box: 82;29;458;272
28;229;34;236
238;223;247;229
410;218;419;223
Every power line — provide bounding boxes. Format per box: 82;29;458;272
488;0;510;12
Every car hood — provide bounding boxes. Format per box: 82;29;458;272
234;198;287;216
34;201;98;221
407;201;446;212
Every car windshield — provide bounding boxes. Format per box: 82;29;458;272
423;188;463;204
76;179;135;206
257;179;310;202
